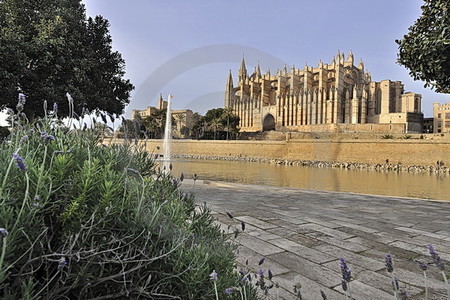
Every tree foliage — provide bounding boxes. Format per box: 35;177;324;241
192;108;240;140
0;0;134;118
396;0;450;93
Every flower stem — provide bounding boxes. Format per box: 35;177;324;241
213;280;219;300
442;271;449;300
0;236;8;282
423;271;428;300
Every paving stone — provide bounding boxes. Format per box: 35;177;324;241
247;229;281;241
236;215;278;230
315;244;385;272
306;232;370;253
333;279;394;300
331;219;380;233
395;226;449;240
235;245;291;276
273;271;347;300
181;179;450;298
298;223;354;239
267;251;342;288
238;235;285;256
267;238;335;264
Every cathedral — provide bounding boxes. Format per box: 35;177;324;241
225;51;423;133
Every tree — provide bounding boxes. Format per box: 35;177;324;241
222;106;234;140
0;0;134;119
210;117;222;140
191;108;239;140
396;0;450;93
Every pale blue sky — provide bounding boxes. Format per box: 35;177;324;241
82;0;450;118
0;0;446;126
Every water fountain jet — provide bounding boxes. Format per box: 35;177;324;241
162;94;173;173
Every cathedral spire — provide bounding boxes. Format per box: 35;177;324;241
358;58;364;70
239;55;248;81
227;70;234;88
256;62;262;78
347;50;354;64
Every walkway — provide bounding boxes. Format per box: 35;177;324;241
181;180;450;300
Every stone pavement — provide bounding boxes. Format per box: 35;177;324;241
181;179;450;300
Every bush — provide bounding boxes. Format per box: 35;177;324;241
0;117;252;299
0;127;9;139
381;134;394;139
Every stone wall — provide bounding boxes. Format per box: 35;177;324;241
104;138;450;166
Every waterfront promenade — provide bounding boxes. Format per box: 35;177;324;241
181;179;450;299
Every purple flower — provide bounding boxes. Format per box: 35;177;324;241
418;261;428;271
224;288;234;294
17;93;26;112
53;102;58;113
339;258;352;282
209;270;217;281
258;269;264;277
179;172;184;182
268;269;273;280
58;257;67;270
18;93;26;103
392;276;399;291
341;280;348;291
12;153;27;171
428;244;445;271
385;254;394;273
258;257;265;265
0;228;9;238
40;131;55;142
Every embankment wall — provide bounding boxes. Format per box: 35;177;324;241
104;138;450;166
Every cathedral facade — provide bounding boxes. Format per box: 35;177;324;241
225;51;423;133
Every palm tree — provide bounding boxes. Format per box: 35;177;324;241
222;106;234;140
210;117;222;140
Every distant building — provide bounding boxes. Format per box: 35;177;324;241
432;102;450;133
132;94;194;138
422;117;433;133
225;51;423;133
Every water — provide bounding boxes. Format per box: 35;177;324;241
161;95;172;172
169;159;450;201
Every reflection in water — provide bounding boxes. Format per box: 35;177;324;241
168;159;450;201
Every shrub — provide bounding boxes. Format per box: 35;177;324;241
381;134;394;139
0;127;10;139
0;116;251;299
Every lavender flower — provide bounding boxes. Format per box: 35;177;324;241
58;257;67;270
428;244;445;271
258;258;265;265
258;269;264;277
224;288;234;294
209;270;217;281
268;269;273;280
13;153;27;171
392;276;399;291
0;228;9;238
320;290;327;300
225;211;233;219
53;102;58;114
339;258;352;282
341;280;348;291
179;172;184;182
418;261;428;271
385;253;394;273
241;221;245;231
40;131;55;142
